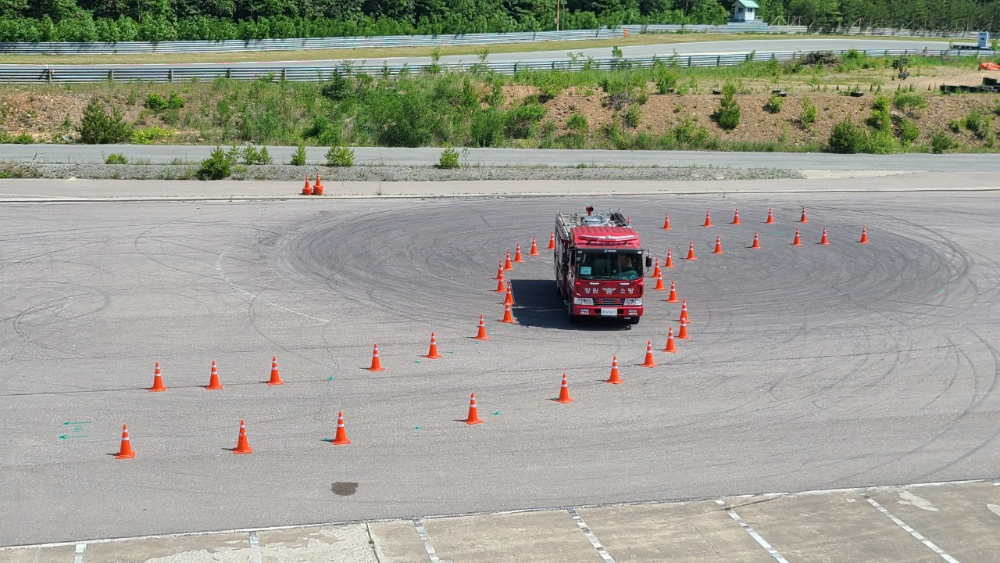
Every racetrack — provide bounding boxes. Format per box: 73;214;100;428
3;188;1000;547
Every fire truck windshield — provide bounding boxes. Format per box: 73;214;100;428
575;251;643;280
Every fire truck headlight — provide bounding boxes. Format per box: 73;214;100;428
573;297;594;306
624;298;642;306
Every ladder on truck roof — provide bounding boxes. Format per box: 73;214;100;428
556;209;630;239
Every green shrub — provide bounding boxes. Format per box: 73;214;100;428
655;73;678;94
930;131;955;153
290;142;307;165
438;147;460;169
623;105;642;129
258;146;272;164
897;118;919;146
12;132;34;144
504;103;546;139
712;82;740;131
764;93;783;114
828;119;866;154
799;97;818;127
871;95;890;113
131;126;172;144
144;91;184;111
325;145;355;167
566;113;589;133
470;109;504;147
78;98;132;144
197;146;233;180
892;92;927;112
964;110;993;139
863;129;897;154
105;153;128;164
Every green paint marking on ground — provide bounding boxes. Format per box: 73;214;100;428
447;351;454;354
492;411;500;416
58;434;86;440
414;360;421;364
326;376;335;381
62;421;91;426
414;427;420;431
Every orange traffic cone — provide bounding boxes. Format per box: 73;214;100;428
149;363;166;392
464;393;483;425
651;258;661;279
332;411;351;445
751;231;761;249
606;356;622;384
206;360;223;390
653;272;665;291
792;228;802;246
368;344;385;372
301;176;313;196
233;420;252;454
820;227;830;245
713;236;723;254
473;315;489;340
665;248;674;268
506;281;515;306
765;208;775;224
267;356;284;385
677;321;690;339
494;275;506;292
733;208;741;225
640;340;657;368
529;237;539;256
860;226;869;244
547;231;556;249
504;251;513;270
704;210;713;227
663;327;677;353
514;243;524;263
115;424;136;459
554;373;574;403
800;206;808;223
495;261;505;280
666;280;679;303
678;300;690;323
662;213;672;230
503;285;513;306
313;174;324;195
500;302;514;324
686;242;697;261
425;332;442;359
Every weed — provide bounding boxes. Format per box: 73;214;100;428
289;141;306;166
325;145;355;167
12;132;34;144
131;126;172;144
799;97;818;128
105;153;128;164
764;93;783;114
438;146;460;169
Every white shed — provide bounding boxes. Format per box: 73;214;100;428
732;0;759;22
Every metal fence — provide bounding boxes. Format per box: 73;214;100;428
0;24;803;55
1;48;982;84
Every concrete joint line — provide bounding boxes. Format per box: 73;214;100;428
715;499;789;563
412;518;441;563
567;507;616;563
863;495;960;563
248;530;262;563
74;542;86;563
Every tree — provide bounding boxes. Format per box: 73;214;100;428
77;98;132;144
787;0;841;27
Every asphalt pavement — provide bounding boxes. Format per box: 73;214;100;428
2;176;1000;546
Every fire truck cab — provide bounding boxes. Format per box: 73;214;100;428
554;207;652;324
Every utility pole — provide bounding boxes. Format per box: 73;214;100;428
556;0;561;31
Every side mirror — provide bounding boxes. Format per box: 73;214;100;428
645;256;653;268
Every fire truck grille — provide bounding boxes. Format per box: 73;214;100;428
595;298;624;305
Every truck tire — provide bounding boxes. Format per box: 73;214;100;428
627;317;640;325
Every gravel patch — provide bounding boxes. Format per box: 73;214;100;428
6;163;803;182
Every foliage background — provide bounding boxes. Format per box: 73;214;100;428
0;0;997;42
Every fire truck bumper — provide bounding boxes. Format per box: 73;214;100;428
572;305;643;319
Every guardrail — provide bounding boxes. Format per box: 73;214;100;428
0;23;804;55
1;48;986;83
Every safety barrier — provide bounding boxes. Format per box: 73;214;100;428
0;48;978;84
0;23;802;55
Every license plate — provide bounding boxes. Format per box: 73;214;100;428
600;308;618;317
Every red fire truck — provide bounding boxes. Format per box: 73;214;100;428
555;207;652;324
